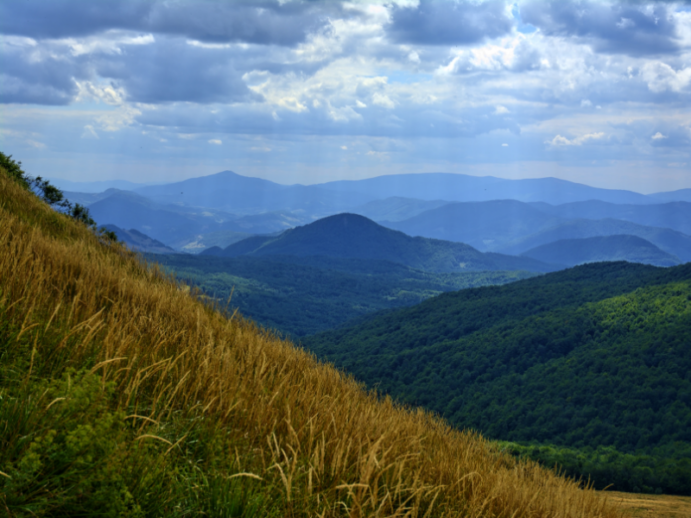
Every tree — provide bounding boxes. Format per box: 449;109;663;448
1;151;118;243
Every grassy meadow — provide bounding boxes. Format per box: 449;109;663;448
0;168;626;516
607;491;691;518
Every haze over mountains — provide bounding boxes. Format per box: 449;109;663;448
58;169;691;269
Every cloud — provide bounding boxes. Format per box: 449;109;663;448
0;0;345;46
94;38;260;104
520;1;682;56
81;125;99;139
208;139;222;145
649;125;691;148
437;34;544;75
387;0;513;46
547;132;605;146
640;61;691;93
0;38;84;104
27;139;46;148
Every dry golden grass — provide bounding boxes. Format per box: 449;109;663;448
0;172;625;517
604;491;691;518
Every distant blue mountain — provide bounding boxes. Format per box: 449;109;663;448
88;190;225;248
537;200;691;235
499;218;691;262
384;200;564;251
649;188;691;203
135;170;373;213
317;173;653;205
101;225;177;255
351;197;451;222
204;213;558;274
521;235;680;268
46;178;153;193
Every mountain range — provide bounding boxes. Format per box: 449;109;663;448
56;171;691;271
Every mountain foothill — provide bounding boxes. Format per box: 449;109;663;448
49;168;691;496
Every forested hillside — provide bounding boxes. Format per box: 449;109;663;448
304;262;691;494
155;253;535;337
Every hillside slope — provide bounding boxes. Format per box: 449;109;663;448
304;262;691;492
0;170;622;516
521;235;681;267
205;213;558;273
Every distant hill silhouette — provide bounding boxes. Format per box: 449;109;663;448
649;188;691;203
537;201;691;235
521;235;680;267
500;218;691;262
135;170;371;213
317;173;653;205
88;190;226;247
384;200;563;251
351;197;451;222
203;213;557;273
102;224;177;254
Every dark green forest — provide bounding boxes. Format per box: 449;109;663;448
154;253;535;337
304;262;691;494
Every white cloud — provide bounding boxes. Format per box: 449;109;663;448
27;139;46;149
96;106;141;132
208;139;222;145
502;143;508;147
81;125;99;139
76;81;125;106
547;132;605;146
652;132;667;140
640;61;691;93
372;92;395;109
494;105;509;115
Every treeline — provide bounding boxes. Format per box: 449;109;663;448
501;442;691;495
0;151;117;241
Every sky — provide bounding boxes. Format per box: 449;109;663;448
1;0;690;194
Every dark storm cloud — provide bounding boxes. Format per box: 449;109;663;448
0;0;343;46
520;1;682;56
94;39;260;104
386;0;513;46
0;42;85;104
